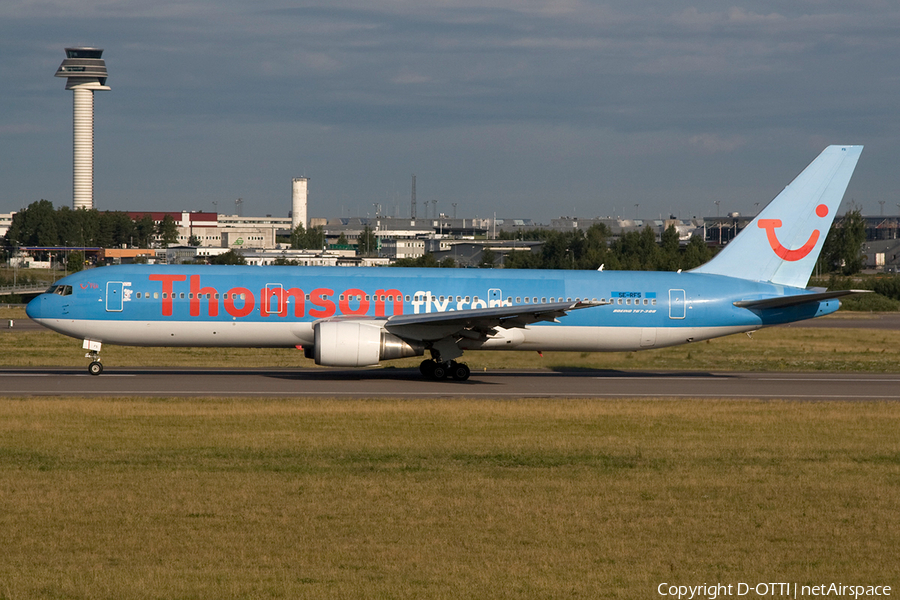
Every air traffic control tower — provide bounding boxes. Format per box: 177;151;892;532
55;47;110;210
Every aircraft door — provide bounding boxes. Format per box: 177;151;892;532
263;283;284;315
489;288;503;307
106;282;124;312
669;289;686;319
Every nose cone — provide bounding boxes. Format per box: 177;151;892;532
26;294;44;320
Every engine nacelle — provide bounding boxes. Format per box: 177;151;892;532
313;321;423;367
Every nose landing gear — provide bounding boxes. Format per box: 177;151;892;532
83;339;103;376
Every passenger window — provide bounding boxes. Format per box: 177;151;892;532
154;293;159;299
516;297;521;303
180;293;185;299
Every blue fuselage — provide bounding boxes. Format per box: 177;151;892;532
26;264;838;353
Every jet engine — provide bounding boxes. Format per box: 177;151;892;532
313;321;423;367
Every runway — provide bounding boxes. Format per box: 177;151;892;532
2;367;899;400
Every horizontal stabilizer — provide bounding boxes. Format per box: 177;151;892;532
734;289;869;310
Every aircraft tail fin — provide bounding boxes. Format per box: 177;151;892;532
691;145;863;288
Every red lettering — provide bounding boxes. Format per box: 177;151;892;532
284;288;305;317
190;275;219;317
309;288;336;318
224;287;254;317
339;288;369;316
374;289;404;316
149;274;186;316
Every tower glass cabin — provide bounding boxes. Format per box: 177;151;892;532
55;47;110;210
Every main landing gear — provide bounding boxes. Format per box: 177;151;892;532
419;359;470;381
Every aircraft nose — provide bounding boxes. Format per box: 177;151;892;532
25;295;44;320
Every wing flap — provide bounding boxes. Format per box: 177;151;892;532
385;300;607;341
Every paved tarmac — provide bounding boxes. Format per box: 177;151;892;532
4;313;899;400
1;367;899;400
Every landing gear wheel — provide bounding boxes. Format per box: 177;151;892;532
419;359;436;378
431;362;448;380
88;361;103;376
450;362;470;381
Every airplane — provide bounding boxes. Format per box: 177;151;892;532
27;145;864;380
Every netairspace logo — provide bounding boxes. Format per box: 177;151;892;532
657;582;892;599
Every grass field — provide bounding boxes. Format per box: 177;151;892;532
1;398;899;599
3;307;899;598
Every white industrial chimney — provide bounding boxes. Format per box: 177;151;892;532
291;177;308;230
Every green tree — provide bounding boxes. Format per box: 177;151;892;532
819;209;866;275
272;257;300;266
479;248;497;268
290;224;307;249
209;249;247;265
306;225;326;250
290;224;326;249
5;200;59;246
133;214;156;247
681;236;714;269
66;251;86;273
391;254;457;268
157;215;179;248
659;225;681;270
358;224;377;256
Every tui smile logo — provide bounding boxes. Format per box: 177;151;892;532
757;203;828;261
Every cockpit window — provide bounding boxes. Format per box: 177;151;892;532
46;285;73;296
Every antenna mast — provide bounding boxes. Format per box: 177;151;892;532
411;175;416;220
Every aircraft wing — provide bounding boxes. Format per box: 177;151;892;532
733;289;869;310
384;300;608;342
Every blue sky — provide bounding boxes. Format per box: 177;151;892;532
1;0;897;222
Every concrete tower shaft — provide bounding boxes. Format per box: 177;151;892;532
56;47;110;210
292;178;308;231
